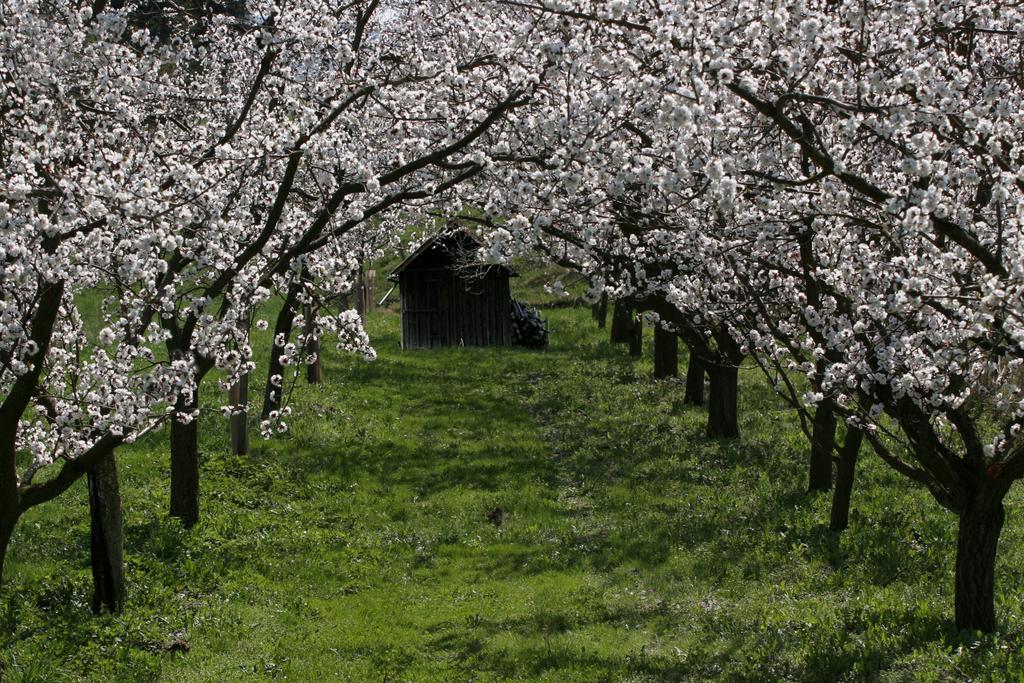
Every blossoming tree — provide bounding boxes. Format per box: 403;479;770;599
0;0;547;586
473;0;1024;632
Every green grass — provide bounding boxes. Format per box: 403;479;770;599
4;302;1024;681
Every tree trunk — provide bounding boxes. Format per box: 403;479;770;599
684;352;705;406
954;488;1006;633
0;506;18;589
829;426;863;532
653;327;678;378
628;313;643;358
592;292;609;329
262;283;300;420
809;400;837;493
0;444;18;586
229;372;249;456
706;362;739;438
610;300;633;344
304;303;322;385
169;389;200;528
88;452;126;613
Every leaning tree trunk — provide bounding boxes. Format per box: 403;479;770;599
653;327;678;378
88;452;125;613
610;300;633;344
955;487;1007;633
0;453;18;584
0;502;18;589
262;283;301;420
829;426;863;532
304;303;322;385
592;292;609;329
628;313;643;358
706;361;739;438
170;389;200;528
808;399;837;493
684;352;705;406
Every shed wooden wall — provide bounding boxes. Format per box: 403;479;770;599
399;268;511;349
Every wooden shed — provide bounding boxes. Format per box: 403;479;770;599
390;231;516;349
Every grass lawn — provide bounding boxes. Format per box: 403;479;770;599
3;299;1024;681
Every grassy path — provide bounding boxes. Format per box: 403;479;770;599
3;306;1024;680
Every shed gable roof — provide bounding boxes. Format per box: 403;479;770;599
388;230;516;282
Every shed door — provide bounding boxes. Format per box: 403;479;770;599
406;276;449;348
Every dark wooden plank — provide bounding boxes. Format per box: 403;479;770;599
485;275;494;344
411;276;423;348
475;278;484;346
497;273;504;344
423;279;432;348
503;276;511;344
479;274;487;346
463;280;475;346
428;277;440;348
406;274;416;348
477;282;485;348
495;275;503;346
419;283;428;348
400;275;409;349
497;275;507;345
449;273;459;346
457;277;469;346
490;274;499;345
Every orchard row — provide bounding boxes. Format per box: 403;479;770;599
1;0;1022;637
